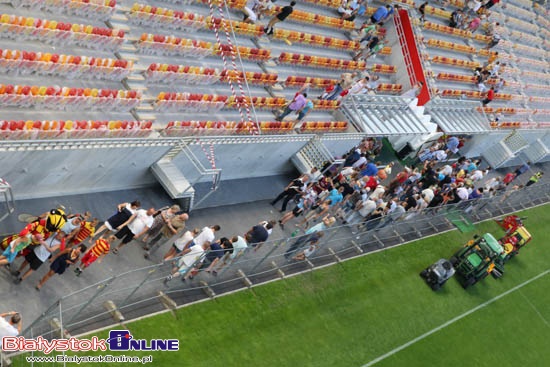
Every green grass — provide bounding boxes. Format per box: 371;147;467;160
11;204;550;367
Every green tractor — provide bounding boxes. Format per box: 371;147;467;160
450;233;506;289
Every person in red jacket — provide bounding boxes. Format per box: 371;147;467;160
482;86;495;106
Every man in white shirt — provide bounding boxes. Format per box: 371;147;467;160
113;207;156;253
192;225;220;249
13;232;65;284
0;311;21;338
164;242;209;284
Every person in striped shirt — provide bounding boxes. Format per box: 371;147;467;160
74;235;114;276
70;218;98;247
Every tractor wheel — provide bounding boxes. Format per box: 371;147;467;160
420;269;429;278
431;283;441;291
449;256;458;267
463;277;477;289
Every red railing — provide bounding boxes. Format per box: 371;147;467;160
394;8;431;106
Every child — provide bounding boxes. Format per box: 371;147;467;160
70;218;98;248
74;235;114;276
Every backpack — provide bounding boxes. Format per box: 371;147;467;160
45;208;67;233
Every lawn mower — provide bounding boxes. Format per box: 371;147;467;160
449;233;505;289
420;258;455;291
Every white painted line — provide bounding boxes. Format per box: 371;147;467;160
362;269;550;367
519;289;550;327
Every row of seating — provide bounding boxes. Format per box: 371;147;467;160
283;76;402;94
219;70;278;86
501;3;534;21
207;17;264;38
529;96;550;104
154;93;228;112
437;73;520;89
313;100;340;110
13;0;116;21
0;84;140;110
272;6;355;30
164;121;294;136
129;4;205;31
299;121;348;132
0;13;125;51
0;120;152;139
525;83;550;91
272;29;361;51
511;42;548;59
278;52;367;71
520;70;550;81
478;107;531;115
421;21;485;42
426;39;477;55
489;121;539;129
0;48;132;81
145;65;277;86
145;64;220;84
431;55;480;69
213;44;270;61
504;16;540;34
136;34;213;57
438;89;517;101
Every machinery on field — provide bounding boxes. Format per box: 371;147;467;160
495;215;532;263
420;258;455;291
420;215;534;290
449;233;505;288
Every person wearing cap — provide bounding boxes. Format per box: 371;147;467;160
0;311;21;338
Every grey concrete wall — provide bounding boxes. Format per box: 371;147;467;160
1;136;366;201
1;146;171;200
171;140;309;184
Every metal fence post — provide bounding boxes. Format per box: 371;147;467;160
250;239;287;273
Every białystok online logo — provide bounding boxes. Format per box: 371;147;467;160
2;330;179;354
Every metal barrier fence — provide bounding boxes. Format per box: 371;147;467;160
5;182;550;362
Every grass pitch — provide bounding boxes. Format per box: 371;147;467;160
12;204;550;366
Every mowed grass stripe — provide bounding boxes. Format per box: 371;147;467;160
362;269;550;367
15;204;548;367
373;274;550;367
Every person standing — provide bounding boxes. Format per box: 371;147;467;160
276;91;307;122
294;98;314;130
263;1;295;35
163;228;200;261
36;244;86;290
0;311;21;338
144;213;189;259
112;207;156;254
12;232;66;284
481;86;495;106
93;201;141;240
270;175;308;212
74;236;115;276
525;172;543;187
513;161;531;178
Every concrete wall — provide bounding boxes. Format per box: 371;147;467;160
171;140;309;184
0;136;366;201
0;146;171;200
